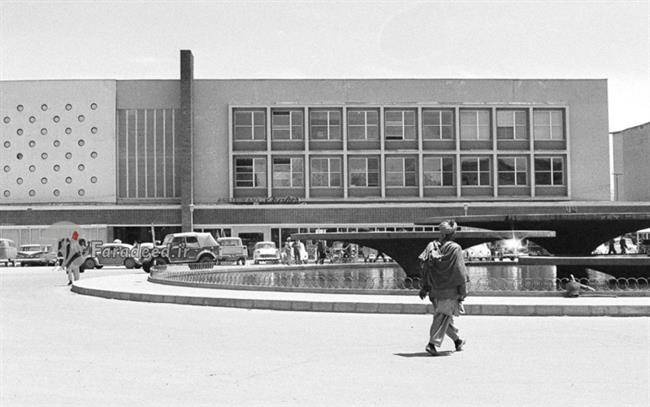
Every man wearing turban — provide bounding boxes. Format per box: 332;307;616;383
418;220;469;356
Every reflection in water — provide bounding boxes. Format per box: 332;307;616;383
200;264;557;292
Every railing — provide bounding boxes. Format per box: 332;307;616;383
150;264;649;293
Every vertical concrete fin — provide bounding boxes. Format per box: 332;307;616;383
180;50;194;231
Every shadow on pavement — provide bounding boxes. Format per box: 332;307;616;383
394;351;453;357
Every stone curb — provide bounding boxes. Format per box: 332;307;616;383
71;285;650;316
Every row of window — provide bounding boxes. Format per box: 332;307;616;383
234;155;565;189
233;108;565;142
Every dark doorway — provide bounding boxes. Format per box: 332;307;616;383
238;232;264;259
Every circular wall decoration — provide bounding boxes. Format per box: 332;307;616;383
28;165;36;172
90;176;98;183
16;129;23;136
28;140;36;148
53;164;60;172
41;152;48;160
65;177;72;184
90;151;98;159
53;189;60;197
78;139;85;147
3;141;10;148
53;116;60;123
29;116;36;123
16;178;23;185
41;177;48;184
65;104;72;111
3;190;9;198
41;128;47;135
3;165;10;172
65;128;72;135
41;104;48;111
78;164;85;171
91;127;98;134
16;153;23;160
78;115;85;122
3;116;10;124
29;189;36;197
53;140;60;147
90;103;98;110
78;189;85;196
17;105;24;112
65;152;72;159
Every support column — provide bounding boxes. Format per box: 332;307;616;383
179;50;194;231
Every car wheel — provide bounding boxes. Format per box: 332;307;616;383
124;258;136;269
198;255;214;264
83;258;96;270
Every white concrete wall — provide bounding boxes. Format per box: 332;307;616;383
1;81;117;203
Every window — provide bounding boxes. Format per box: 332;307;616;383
461;157;491;186
272;157;304;188
310;157;342;187
235;157;266;188
349;157;379;187
460;110;491;140
271;110;303;140
233;109;266;141
423;157;454;186
422;109;454;140
185;236;199;247
347;109;379;140
535;157;564;185
310;109;341;140
385;157;417;187
385;109;417;140
533;110;564;140
498;157;528;186
497;110;528;140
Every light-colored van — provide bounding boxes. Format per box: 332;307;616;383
0;239;18;266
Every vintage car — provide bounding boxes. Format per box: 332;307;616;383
94;243;141;269
253;241;280;264
0;239;18;266
217;237;248;265
141;232;220;273
17;244;57;266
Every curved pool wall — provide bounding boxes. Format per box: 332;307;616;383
148;262;608;295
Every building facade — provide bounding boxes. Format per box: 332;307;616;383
1;51;611;249
611;122;650;201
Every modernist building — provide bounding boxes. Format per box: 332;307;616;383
0;50;612;250
611;121;650;201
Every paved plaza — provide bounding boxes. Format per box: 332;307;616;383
1;267;649;406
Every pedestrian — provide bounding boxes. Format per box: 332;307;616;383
298;240;308;264
619;237;628;254
292;239;302;265
607;239;616;255
61;232;84;285
283;238;293;265
316;240;327;264
418;220;468;356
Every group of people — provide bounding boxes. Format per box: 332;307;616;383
282;238;308;265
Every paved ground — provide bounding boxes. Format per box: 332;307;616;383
1;267;649;406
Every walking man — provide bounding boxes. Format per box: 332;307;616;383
418;220;469;356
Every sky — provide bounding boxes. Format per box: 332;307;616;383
1;0;648;131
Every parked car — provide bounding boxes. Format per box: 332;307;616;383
217;237;248;265
141;232;220;273
0;239;18;266
17;244;57;266
94;243;141;269
253;241;280;264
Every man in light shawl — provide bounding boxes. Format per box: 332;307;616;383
418;220;469;356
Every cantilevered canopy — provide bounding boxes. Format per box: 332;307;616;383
291;230;555;278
